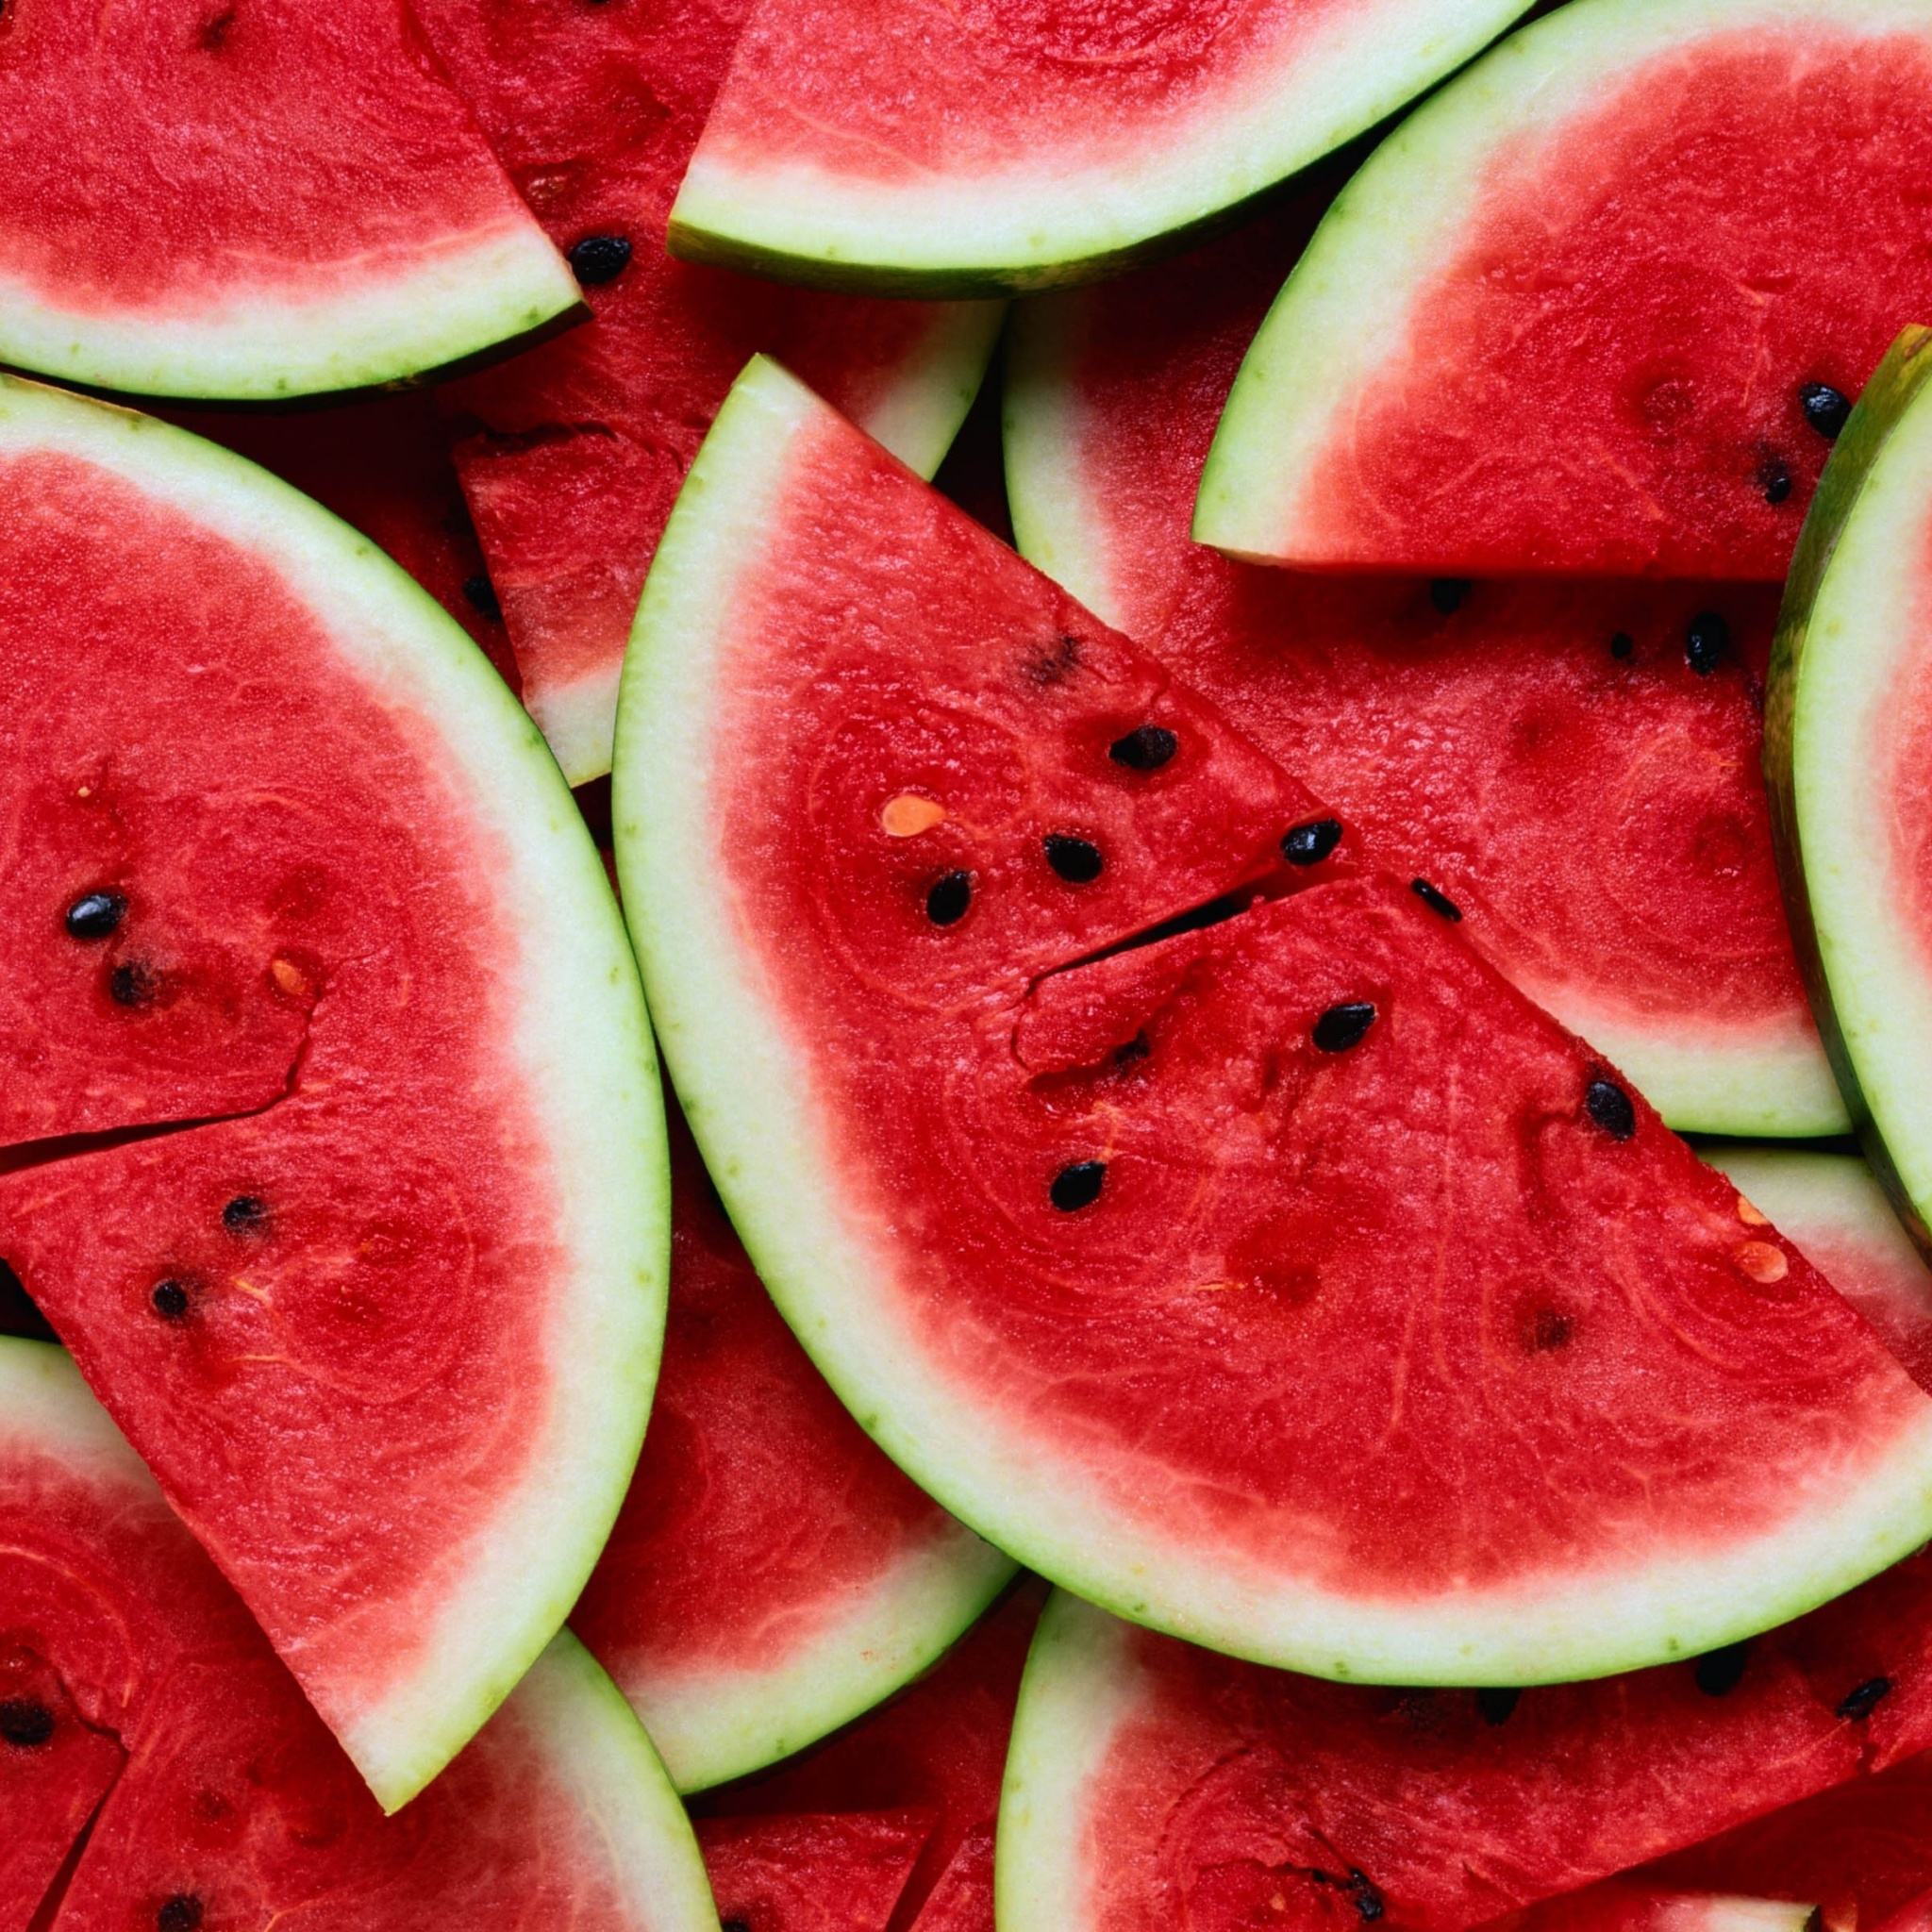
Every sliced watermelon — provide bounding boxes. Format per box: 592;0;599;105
617;357;1932;1685
1005;208;1842;1137
1196;0;1932;576
666;0;1534;295
996;1574;1932;1932
0;1337;715;1932
0;378;662;1809
695;1813;934;1932
408;0;1002;785
571;1094;1013;1792
0;0;580;403
904;1827;994;1932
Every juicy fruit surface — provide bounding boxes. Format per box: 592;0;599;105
414;0;995;780
1204;4;1932;575
1007;208;1837;1131
1008;1575;1932;1932
0;1341;711;1932
571;1098;1008;1790
696;1812;933;1932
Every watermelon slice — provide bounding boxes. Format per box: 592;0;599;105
1500;1893;1817;1932
1766;325;1932;1257
1195;0;1932;577
408;0;1003;785
0;0;580;403
996;1573;1932;1932
616;356;1932;1685
696;1813;934;1932
666;0;1534;295
0;377;662;1808
0;1336;715;1932
1004;207;1842;1137
571;1094;1013;1792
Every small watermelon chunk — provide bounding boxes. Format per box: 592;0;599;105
696;1812;935;1932
667;0;1535;295
997;1575;1932;1932
408;0;1002;784
620;358;1932;1685
0;378;662;1809
1005;207;1841;1136
0;1337;716;1932
0;0;580;402
572;1093;1012;1792
1196;0;1932;577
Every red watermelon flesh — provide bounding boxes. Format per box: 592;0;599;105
1005;203;1838;1136
695;1813;935;1932
1196;3;1932;576
0;1339;713;1932
1495;1890;1817;1932
408;0;999;785
903;1827;994;1932
570;1094;1009;1792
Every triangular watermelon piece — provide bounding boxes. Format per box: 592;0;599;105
407;0;1002;784
571;1091;1012;1794
617;356;1932;1686
997;1573;1932;1932
666;0;1534;295
1005;202;1840;1136
903;1827;993;1932
0;378;661;1809
0;1338;715;1932
0;0;580;403
1196;0;1932;577
696;1813;935;1932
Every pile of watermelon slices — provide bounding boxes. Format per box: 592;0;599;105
17;0;1932;1924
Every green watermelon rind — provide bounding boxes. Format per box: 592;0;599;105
0;375;670;1813
1765;323;1932;1257
0;225;586;406
617;353;1932;1690
629;1522;1015;1794
1193;0;1932;567
0;1338;719;1926
665;0;1536;299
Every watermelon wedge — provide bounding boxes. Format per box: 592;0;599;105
571;1094;1013;1792
1502;1893;1817;1932
1195;0;1932;577
696;1813;934;1932
617;356;1932;1685
996;1572;1932;1932
0;1336;715;1932
0;0;581;403
1005;208;1842;1137
408;0;1003;785
0;376;662;1809
666;0;1535;295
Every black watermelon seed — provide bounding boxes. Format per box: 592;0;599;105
157;1899;204;1932
1044;834;1104;883
65;890;126;941
461;574;502;623
222;1196;268;1234
109;961;157;1008
1410;878;1462;922
1429;578;1472;614
1686;611;1729;675
1694;1642;1751;1697
1585;1077;1637;1141
1050;1160;1106;1211
1837;1675;1893;1721
1113;1033;1150;1067
1282;818;1342;866
1348;1874;1387;1923
925;872;972;926
1474;1688;1520;1725
1609;632;1635;660
1313;1002;1376;1054
1800;382;1852;440
568;235;632;285
0;1699;55;1747
1758;458;1792;505
1108;724;1178;771
151;1280;191;1322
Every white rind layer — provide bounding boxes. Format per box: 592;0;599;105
0;375;668;1812
625;1520;1014;1793
1195;0;1932;563
0;222;583;404
617;355;1932;1689
669;0;1532;295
